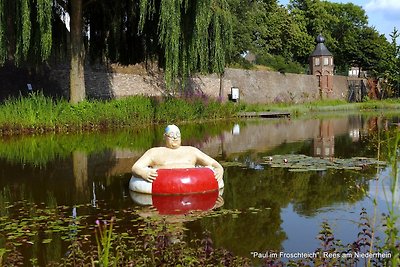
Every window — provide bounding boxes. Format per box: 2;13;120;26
323;57;329;66
315;58;320;66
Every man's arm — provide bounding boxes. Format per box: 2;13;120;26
131;149;158;182
193;148;224;182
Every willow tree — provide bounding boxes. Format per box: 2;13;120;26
0;0;52;65
0;0;85;104
139;0;233;90
52;0;85;103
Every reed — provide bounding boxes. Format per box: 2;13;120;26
381;131;400;266
0;92;240;135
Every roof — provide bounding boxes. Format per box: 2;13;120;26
310;34;332;57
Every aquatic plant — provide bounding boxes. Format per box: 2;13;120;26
381;132;400;266
0;248;5;267
263;154;386;172
0;201;251;266
252;130;399;266
258;209;392;267
93;218;117;267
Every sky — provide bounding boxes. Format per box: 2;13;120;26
279;0;400;40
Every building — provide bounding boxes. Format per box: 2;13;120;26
309;34;334;96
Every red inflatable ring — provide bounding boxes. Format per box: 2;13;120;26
129;190;220;215
129;167;223;195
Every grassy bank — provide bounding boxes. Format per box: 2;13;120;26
0;93;241;135
241;99;400;115
1;93;400;135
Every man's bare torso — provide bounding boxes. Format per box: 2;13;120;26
148;146;198;169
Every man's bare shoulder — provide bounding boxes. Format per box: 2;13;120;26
180;146;201;152
145;147;169;154
181;146;199;151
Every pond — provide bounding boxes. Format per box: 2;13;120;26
0;112;399;265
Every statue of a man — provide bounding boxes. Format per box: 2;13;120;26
131;124;224;183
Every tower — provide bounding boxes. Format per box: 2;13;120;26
309;34;334;95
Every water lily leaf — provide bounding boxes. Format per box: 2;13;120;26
264;154;386;172
288;169;309;172
271;164;286;168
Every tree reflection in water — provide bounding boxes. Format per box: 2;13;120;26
0;114;398;264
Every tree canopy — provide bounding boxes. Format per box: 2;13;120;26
0;0;398;100
0;0;52;65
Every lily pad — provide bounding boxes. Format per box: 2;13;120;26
262;154;386;172
288;169;310;172
220;161;246;167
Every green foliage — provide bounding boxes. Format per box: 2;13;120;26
153;96;240;123
0;201;250;266
94;218;117;267
21;0;31;58
139;0;233;89
0;120;234;167
0;130;154;167
0;92;238;136
15;0;31;63
0;248;5;267
0;0;6;65
288;0;392;74
228;56;255;70
36;0;52;59
229;0;313;65
265;154;386;172
382;131;400;266
381;29;400;96
0;0;5;65
0;0;52;66
256;53;305;74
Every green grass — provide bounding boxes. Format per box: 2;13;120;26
1;92;400;135
0;92;241;135
239;99;400;116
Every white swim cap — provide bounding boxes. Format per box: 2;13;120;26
165;124;180;134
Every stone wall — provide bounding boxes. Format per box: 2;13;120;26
50;68;165;99
332;75;350;100
49;67;352;103
223;69;320;103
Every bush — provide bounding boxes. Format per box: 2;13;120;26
256;53;305;74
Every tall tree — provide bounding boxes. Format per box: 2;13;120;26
0;0;52;65
288;0;391;74
52;0;87;103
0;0;86;103
320;1;369;73
382;29;400;95
69;0;85;103
139;0;233;89
229;0;312;67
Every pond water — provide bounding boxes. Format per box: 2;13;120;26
0;112;399;265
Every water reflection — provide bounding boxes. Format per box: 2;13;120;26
0;114;399;263
313;120;335;158
130;190;224;215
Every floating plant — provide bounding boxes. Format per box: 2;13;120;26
220;161;247;168
262;154;386;172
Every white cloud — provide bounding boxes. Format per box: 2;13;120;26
365;0;400;12
364;0;400;38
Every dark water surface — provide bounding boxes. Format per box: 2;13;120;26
0;113;399;265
